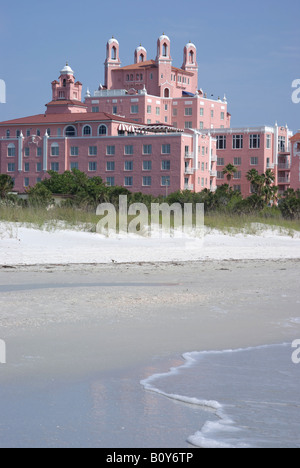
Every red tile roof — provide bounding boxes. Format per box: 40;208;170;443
46;99;87;107
0;112;143;126
290;133;300;141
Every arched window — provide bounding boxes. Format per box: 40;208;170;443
139;54;144;63
189;50;194;64
111;46;117;60
16;130;20;138
98;125;107;136
163;43;168;57
136;74;139;81
164;88;170;98
47;128;51;136
130;74;133;81
83;125;92;136
7;143;15;157
63;79;66;88
36;129;40;136
126;74;130;81
59;91;65;99
6;130;10;138
65;126;76;137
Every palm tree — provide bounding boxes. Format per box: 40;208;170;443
246;169;264;196
222;163;237;188
0;174;14;199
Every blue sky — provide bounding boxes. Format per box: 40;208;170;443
0;0;299;131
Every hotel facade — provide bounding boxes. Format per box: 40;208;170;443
0;34;298;197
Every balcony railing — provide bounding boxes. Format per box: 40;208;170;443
278;177;290;184
210;170;217;177
184;184;194;190
184;168;194;175
277;163;290;170
184;152;193;159
211;155;217;162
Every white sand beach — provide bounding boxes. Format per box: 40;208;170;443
0;222;299;447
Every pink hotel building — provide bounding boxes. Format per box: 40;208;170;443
0;34;299;197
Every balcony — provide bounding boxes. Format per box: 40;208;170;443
184;184;194;191
277;163;290;170
184;167;194;175
184;152;193;159
210;170;217;177
211;155;217;162
278;177;290;184
266;163;275;169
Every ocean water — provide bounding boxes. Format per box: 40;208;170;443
141;343;300;448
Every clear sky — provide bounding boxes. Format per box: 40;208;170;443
0;0;299;132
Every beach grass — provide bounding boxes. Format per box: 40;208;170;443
0;204;299;236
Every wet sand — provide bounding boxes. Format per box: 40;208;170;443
0;259;299;447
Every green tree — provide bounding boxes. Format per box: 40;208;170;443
0;174;14;199
26;183;54;207
223;163;237;188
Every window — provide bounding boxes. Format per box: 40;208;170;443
57;128;61;137
70;162;79;170
173;108;177;117
200;122;204;130
36;178;42;183
234;157;242;166
124;176;133;187
216;135;226;150
185;122;193;129
7;163;15;172
200;108;204;116
156;107;160;115
51;144;59;156
59;91;65;99
106;145;115;156
26;130;30;137
126;75;130;81
163;43;168;57
106;177;115;187
98;125;107;136
162;144;170;154
202;146;205;155
124;161;133;171
37;147;42;157
221;112;225;120
217;171;225;179
147;105;152;114
143;160;152;171
7;144;15;157
266;135;271;149
250;157;259;165
233;171;241;179
112;106;117;115
47;128;51;136
162;160;170;170
24;162;30;172
36;163;42;172
278;136;286;152
143;176;152;186
25;148;30;157
233;185;241;192
83;125;91;136
70;147;79;156
89;146;97;156
143;144;152;155
111;46;117;60
6;130;10;138
24;178;29;187
250;134;260;149
217;157;224;166
89;162;97;172
16;130;20;138
201;162;204;171
233;134;243;149
131;105;139;114
164;104;168;111
211;110;214;118
36;129;40;137
161;176;170;186
65;126;76;137
51;162;59;172
106;161;115;171
185;108;193;116
92;106;99;113
124;145;134;155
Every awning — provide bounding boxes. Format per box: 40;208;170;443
118;124;127;132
